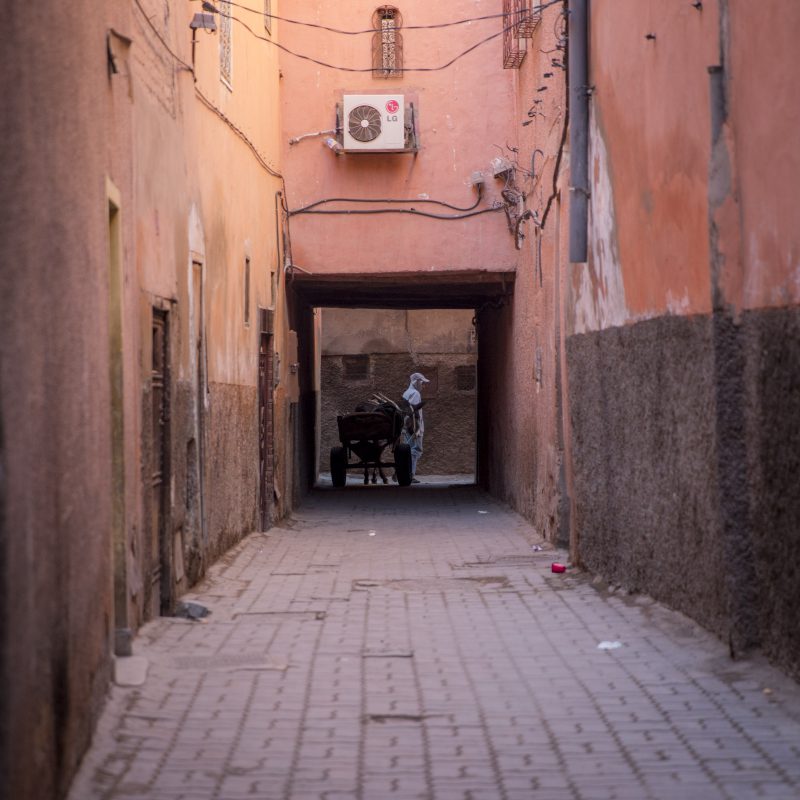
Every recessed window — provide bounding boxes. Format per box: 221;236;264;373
343;355;370;381
220;0;232;86
372;7;403;78
263;0;272;35
455;365;476;392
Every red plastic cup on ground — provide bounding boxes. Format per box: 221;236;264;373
551;562;567;573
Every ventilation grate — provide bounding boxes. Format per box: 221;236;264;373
343;355;370;381
456;365;476;392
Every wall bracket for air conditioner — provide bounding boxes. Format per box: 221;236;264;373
335;101;418;154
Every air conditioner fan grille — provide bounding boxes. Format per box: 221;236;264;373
348;104;382;143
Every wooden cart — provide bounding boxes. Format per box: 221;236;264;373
330;409;413;487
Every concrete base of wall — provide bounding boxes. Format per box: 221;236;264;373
567;314;727;634
567;307;800;679
742;306;800;679
171;380;205;589
206;383;259;562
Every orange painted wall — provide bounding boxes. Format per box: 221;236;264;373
725;0;800;311
573;0;720;333
577;0;800;332
280;0;520;276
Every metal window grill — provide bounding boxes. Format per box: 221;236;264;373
220;0;232;84
503;0;541;69
372;7;404;78
455;365;476;392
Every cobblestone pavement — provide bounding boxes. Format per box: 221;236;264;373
69;484;800;800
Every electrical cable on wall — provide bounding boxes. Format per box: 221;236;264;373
288;205;504;221
538;2;569;229
137;0;563;237
139;0;561;77
194;88;283;180
134;0;194;72
195;0;560;36
212;2;562;74
292;186;484;215
133;0;285;184
503;0;568;232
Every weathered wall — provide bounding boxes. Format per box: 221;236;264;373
169;379;207;585
1;2;293;797
567;316;727;633
716;0;800;676
721;2;800;312
320;309;476;476
566;0;722;612
478;3;570;542
565;0;800;677
0;3;124;798
574;0;719;333
205;385;260;558
129;0;289;624
294;306;320;504
742;308;800;676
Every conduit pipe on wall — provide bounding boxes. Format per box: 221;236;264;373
568;0;589;263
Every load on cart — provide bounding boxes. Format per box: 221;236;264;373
330;392;420;487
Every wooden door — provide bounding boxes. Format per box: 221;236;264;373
258;309;275;530
150;308;171;613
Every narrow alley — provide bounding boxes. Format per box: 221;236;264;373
68;485;800;800
4;2;800;798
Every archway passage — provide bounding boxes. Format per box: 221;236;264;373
288;270;514;310
287;269;515;498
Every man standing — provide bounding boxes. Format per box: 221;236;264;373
402;372;429;482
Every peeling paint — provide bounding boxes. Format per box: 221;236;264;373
666;289;691;315
573;121;628;334
745;230;800;309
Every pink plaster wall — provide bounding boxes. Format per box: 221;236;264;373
477;3;570;539
280;0;521;276
0;3;126;797
127;0;289;617
1;10;293;796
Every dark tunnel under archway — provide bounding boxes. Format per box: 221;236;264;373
286;269;515;502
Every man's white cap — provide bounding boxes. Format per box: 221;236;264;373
410;372;430;384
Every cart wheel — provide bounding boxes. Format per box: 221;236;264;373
394;443;413;487
330;446;348;488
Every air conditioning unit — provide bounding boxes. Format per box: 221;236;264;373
342;94;406;152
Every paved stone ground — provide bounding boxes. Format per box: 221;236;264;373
69;484;800;800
